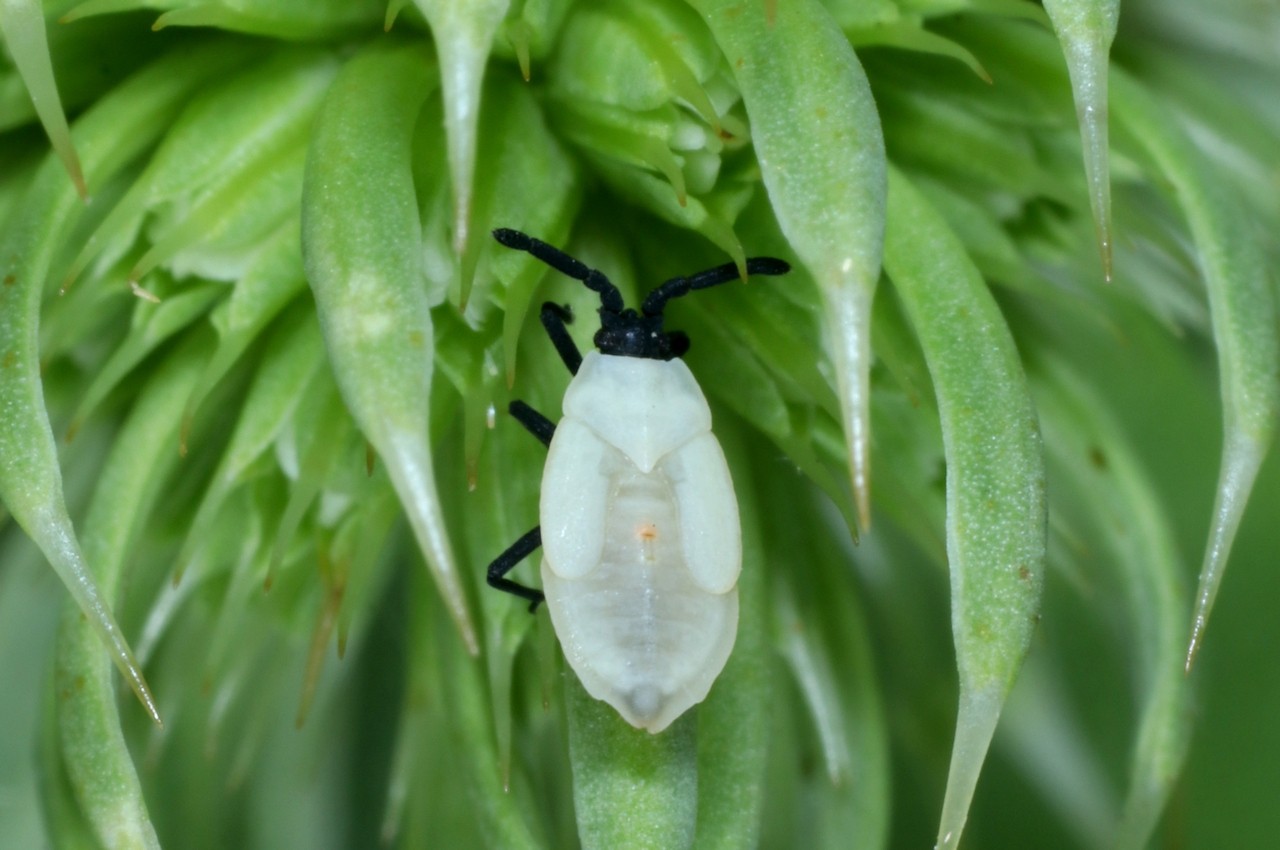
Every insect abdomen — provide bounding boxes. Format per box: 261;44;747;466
541;451;738;733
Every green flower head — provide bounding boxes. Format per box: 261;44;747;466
1;0;1276;847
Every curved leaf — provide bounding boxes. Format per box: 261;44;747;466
0;39;257;727
1113;70;1280;670
302;42;478;652
56;332;210;850
1043;0;1119;280
415;0;509;268
884;168;1046;850
1032;354;1192;850
0;0;84;196
688;0;886;532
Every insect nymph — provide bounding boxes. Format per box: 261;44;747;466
487;229;789;733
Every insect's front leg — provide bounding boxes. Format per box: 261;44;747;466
509;400;555;448
487;526;545;612
540;302;583;375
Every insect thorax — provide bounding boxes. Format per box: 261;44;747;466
561;352;712;473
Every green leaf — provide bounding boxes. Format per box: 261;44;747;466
415;0;509;267
692;423;774;849
883;168;1046;850
461;71;580;380
752;444;889;850
567;679;698;850
66;280;222;438
847;18;991;83
56;331;210;850
1112;70;1280;671
176;302;322;579
180;215;308;445
0;0;86;196
0;38;258;728
443;370;539;787
64;0;384;39
688;0;887;532
1031;354;1192;850
302;42;478;653
434;596;542;850
1043;0;1119;279
61;47;337;292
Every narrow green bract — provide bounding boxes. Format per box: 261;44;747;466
688;0;886;531
1043;0;1119;280
302;43;478;652
0;0;85;196
415;0;509;267
884;168;1046;850
0;40;256;728
1032;356;1191;850
64;0;384;38
692;425;772;850
1112;70;1280;670
568;679;699;850
56;333;210;850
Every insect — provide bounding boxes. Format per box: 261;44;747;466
487;228;790;733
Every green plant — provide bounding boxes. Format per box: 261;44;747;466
1;0;1276;847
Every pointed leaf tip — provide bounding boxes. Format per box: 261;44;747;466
415;0;510;263
0;0;88;199
1184;433;1267;672
1044;0;1120;285
935;686;1004;850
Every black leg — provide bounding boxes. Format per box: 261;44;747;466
487;526;545;612
540;301;583;375
510;401;555;447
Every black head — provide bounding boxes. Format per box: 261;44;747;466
493;228;790;361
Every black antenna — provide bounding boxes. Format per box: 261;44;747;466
642;257;790;317
493;229;624;313
494;228;792;361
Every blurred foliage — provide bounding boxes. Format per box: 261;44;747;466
1;0;1278;848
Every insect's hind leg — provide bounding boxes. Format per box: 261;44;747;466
540;302;582;375
487;526;545;612
510;400;555;447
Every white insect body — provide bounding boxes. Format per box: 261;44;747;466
540;352;740;732
486;228;788;734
